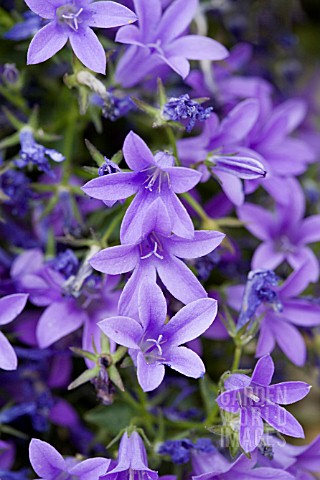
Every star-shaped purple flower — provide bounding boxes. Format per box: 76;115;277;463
115;0;228;87
82;131;201;242
216;355;310;453
99;281;217;391
89;198;225;315
0;293;28;371
25;0;137;74
29;438;110;479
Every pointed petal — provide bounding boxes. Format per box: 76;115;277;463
167;35;228;61
220;99;260;143
287;248;319;283
141;197;172;237
36;300;87;348
165;230;225;258
224;374;251;390
10;248;43;278
87;1;137;28
27;22;68;64
120;192;153;244
138;281;167;330
251;355;274;386
81;172;139;201
123;131;154;171
256;319;276;357
267;382;311;405
161;55;190;78
29;439;66;479
156;0;198;41
215;171;244;206
137;351;165;391
98;316;143;348
119;263;157;317
157;255;207;304
260;403;304;438
0;294;28;326
164;297;217;345
132;0;162;40
271;317;306;367
164;191;195;238
239;407;264;452
69;27;106;74
216;390;241;413
237;203;273;241
299;215;320;244
115;24;142;45
252;242;284;271
24;0;56;18
165;346;205;378
0;332;17;371
89;244;139;274
165;166;201;193
280;261;313;298
69;458;111;479
282;299;320;327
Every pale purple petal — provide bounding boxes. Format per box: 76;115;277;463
157;255;207;304
36;300;87;348
87;1;137;28
123;131;155;171
167;35;228;61
137;351;165;392
286;247;319;283
161;55;190;78
271;317;306;366
81;172;139;201
237;203;274;241
141;197;172;238
29;439;66;479
251;354;274;386
239;407;264;452
0;332;17;371
282;299;320;327
280;261;313;298
120;192;154;244
138;281;167;330
10;248;43;278
164;297;217;345
115;24;142;45
215;171;244;206
252;242;284;271
27;22;68;65
165;346;205;378
165;230;225;259
165;166;201;193
220;99;259;143
224;373;251;390
164;190;195;238
260;403;304;438
299;215;320;244
132;0;162;40
119;263;157;317
156;0;198;41
267;382;311;405
69;458;111;478
216;390;241;413
98;316;143;348
0;294;28;326
24;0;57;18
89;244;139;274
69;26;106;74
49;399;78;427
256;319;276;357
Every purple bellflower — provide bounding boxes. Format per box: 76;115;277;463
99;281;217;391
115;0;228;87
100;431;158;480
29;438;110;479
89;199;225;315
15;128;65;173
82;131;202;241
178;99;267;206
10;249;120;351
0;293;28;370
216;355;310;453
24;0;137;74
192;449;294;480
238;179;320;282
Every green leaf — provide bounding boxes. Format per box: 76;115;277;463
0;132;20;150
85;401;134;436
108;364;125;392
85;139;105;166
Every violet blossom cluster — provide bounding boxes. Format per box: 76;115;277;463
0;0;320;479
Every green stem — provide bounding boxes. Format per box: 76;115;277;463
101;211;124;246
181;192;209;221
165;126;180;164
232;345;242;371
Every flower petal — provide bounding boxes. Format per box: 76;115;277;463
156;0;198;42
270;317;306;367
81;172;140;201
29;439;66;479
164;297;217;345
167;35;228;61
163;191;195;239
0;294;28;326
237;203;274;241
239;407;264;452
216;390;241;413
119;263;157;317
267;382;311;405
138;281;167;330
123;131;155;171
165;346;205;378
137;351;165;392
252;242;284;271
69;458;111;479
69;26;106;74
27;22;68;65
132;0;162;40
165;230;225;258
0;332;17;371
251;355;274;386
161;55;190;78
299;215;320;244
90;244;139;274
24;0;57;18
98;316;143;348
260;403;304;438
87;1;137;28
165;166;201;193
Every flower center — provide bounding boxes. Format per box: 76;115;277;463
147;39;164;55
56;4;84;31
140;233;164;260
277;234;295;254
143;334;166;363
